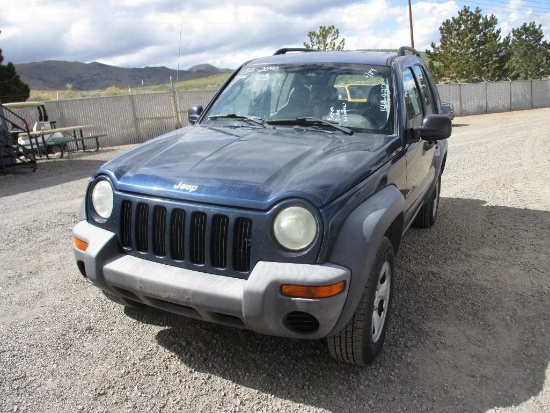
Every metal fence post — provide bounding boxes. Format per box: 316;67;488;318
128;92;140;143
508;80;513;110
170;79;182;129
54;100;68;127
459;83;463;117
485;81;488;114
530;79;535;109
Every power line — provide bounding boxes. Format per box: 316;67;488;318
427;0;550;18
454;0;550;10
452;0;550;18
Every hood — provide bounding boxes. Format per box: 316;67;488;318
99;125;394;210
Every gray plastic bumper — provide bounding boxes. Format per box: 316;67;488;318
72;220;350;339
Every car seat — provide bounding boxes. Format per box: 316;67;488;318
273;85;311;118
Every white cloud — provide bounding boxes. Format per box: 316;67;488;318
410;1;460;49
494;0;550;38
1;0;549;71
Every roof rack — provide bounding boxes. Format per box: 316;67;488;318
398;46;420;57
273;48;318;55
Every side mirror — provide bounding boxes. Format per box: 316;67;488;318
419;114;452;141
187;105;204;125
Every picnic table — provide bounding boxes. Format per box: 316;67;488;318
18;125;107;158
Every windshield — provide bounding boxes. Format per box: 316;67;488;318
202;63;393;134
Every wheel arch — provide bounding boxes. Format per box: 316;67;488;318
327;185;405;335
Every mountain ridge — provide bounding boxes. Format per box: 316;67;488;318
14;60;232;91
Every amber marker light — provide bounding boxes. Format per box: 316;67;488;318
281;281;345;299
73;236;89;251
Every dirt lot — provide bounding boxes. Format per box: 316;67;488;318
1;108;549;413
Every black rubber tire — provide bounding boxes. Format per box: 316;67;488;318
49;145;64;158
102;291;144;308
413;175;441;228
327;236;395;366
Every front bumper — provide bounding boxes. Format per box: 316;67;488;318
72;220;350;339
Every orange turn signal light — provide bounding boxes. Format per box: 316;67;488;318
72;236;89;251
281;281;345;299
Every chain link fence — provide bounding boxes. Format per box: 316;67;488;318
4;80;550;148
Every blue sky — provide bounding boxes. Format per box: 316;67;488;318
1;0;549;70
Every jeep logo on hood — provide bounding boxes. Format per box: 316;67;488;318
174;182;198;192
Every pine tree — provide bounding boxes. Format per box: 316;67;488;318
426;7;507;83
304;25;345;51
0;31;31;103
504;22;550;80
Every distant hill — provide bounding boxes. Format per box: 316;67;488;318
14;61;232;91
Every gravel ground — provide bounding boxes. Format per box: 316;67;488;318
1;108;549;413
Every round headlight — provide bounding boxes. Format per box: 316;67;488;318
91;180;113;220
273;206;317;251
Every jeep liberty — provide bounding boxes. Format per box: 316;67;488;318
72;47;451;365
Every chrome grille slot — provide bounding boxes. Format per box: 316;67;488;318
135;203;149;252
152;206;167;256
211;215;229;268
120;200;132;248
190;212;206;264
170;209;186;260
233;218;252;272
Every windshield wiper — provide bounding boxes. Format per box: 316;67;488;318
266;117;353;135
208;113;267;128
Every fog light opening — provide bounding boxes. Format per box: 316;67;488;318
283;311;320;334
76;260;87;278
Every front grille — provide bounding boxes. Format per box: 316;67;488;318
118;200;253;274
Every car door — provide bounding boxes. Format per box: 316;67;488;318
402;65;438;218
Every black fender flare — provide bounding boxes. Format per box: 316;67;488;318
327;185;405;335
435;139;448;173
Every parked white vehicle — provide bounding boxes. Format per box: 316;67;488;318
4;101;65;154
18;119;64;152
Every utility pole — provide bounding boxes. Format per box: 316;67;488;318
408;0;415;48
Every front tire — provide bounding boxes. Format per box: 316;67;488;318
327;236;395;366
49;144;64;158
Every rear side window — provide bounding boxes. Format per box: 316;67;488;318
402;68;423;128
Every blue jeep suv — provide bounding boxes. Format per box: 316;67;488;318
72;47;451;365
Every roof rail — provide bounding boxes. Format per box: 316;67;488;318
273;48;318;55
398;46;421;57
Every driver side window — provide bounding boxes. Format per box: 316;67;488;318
402;68;423;129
